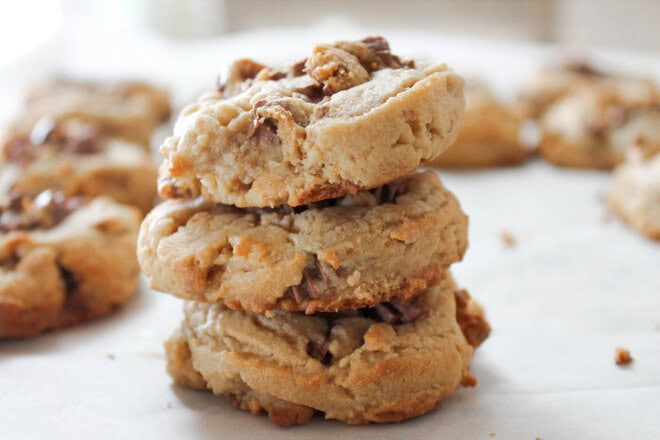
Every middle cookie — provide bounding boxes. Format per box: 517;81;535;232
139;172;468;313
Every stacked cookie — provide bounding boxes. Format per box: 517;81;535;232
138;37;490;425
0;80;170;338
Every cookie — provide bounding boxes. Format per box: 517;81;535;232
15;79;171;148
431;81;526;167
519;61;658;119
139;171;468;313
165;275;490;426
0;191;141;338
539;85;659;169
158;36;465;207
606;153;660;240
1;118;157;214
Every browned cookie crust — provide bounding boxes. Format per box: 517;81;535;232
1;119;157;214
139;172;468;313
0;191;141;338
158;36;464;207
431;81;526;168
14;79;171;148
165;275;489;426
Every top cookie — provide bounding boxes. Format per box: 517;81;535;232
13;79;171;148
159;36;465;207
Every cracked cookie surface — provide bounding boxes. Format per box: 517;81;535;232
165;275;489;426
0;191;141;338
158;36;464;207
139;172;468;313
1;119;157;214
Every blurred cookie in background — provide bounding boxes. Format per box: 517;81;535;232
430;81;527;168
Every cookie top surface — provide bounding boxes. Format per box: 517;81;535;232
12;79;171;147
159;36;464;207
171;275;488;424
520;61;658;119
139;171;468;313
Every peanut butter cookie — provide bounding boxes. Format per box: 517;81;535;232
158;36;464;207
139;172;468;313
165;275;489;426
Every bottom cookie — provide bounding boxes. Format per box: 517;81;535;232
165;275;490;426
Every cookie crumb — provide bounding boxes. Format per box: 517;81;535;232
500;230;516;247
489;433;496;438
615;347;633;366
106;353;115;360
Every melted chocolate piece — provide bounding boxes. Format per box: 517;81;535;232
3;119;104;166
367;296;430;324
565;61;602;76
306;338;332;365
0;190;85;233
286;257;329;303
371;182;400;204
294;82;325;103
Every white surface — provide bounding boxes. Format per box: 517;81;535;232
1;24;659;440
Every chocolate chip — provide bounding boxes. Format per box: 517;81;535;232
0;190;84;232
286;257;330;305
364;296;430;324
306;338;332;365
371;183;400;204
294;82;324;103
565;61;602;76
60;267;79;296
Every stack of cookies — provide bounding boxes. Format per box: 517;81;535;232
0;80;170;338
138;37;490;426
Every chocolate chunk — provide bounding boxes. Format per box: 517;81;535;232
365;296;430;325
389;297;430;323
60;267;80;296
0;190;85;233
306;338;332;365
371;183;400;204
565;61;602;77
246;100;280;144
294;82;324;103
373;303;399;324
285;257;330;305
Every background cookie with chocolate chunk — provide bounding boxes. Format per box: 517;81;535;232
0;191;141;338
